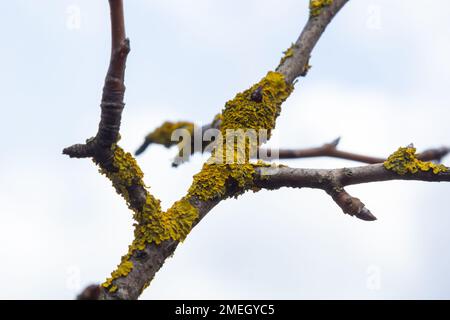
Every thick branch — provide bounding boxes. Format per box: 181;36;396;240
103;196;220;300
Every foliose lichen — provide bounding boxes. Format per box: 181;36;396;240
188;163;258;201
221;71;293;137
187;71;292;202
309;0;333;17
101;196;199;292
384;146;448;175
133;197;199;246
146;121;194;148
96;144;200;292
97;144;145;206
101;260;133;292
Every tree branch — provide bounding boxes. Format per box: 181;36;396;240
64;0;450;301
254;163;450;220
276;0;349;83
63;0;130;163
96;0;353;300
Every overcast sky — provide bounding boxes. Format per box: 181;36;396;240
1;0;450;299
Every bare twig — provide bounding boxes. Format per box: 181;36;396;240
262;139;450;164
63;0;130;163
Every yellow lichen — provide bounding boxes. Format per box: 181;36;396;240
96;144;145;206
309;0;333;17
133;197;198;246
384;146;448;175
186;71;292;202
101;194;199;291
188;163;256;201
102;260;133;292
279;44;296;65
146;121;194;148
221;71;293;137
109;285;118;293
96;144;200;291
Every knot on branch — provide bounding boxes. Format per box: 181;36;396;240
116;38;130;57
111;38;131;62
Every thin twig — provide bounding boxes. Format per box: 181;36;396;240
63;0;130;163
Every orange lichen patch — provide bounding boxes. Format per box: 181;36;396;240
384;146;448;175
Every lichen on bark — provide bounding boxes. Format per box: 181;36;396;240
309;0;333;17
384;146;448;175
145;121;194;148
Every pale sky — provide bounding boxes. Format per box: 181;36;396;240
0;0;449;299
